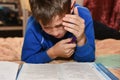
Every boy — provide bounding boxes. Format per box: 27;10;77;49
21;0;95;63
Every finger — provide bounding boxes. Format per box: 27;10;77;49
71;0;76;13
66;49;74;57
63;15;84;26
65;43;76;49
63;16;80;26
64;26;79;36
62;22;79;31
61;38;72;43
74;7;79;15
63;15;79;22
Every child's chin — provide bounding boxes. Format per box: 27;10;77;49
55;35;64;39
55;36;63;39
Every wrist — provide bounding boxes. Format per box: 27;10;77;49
47;47;57;59
77;34;86;46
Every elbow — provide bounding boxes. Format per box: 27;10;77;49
86;53;95;62
73;52;95;62
21;54;28;63
21;55;37;63
21;52;31;63
21;56;37;63
74;56;95;62
87;56;95;62
21;50;36;63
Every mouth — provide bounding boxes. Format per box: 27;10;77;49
55;36;62;38
54;34;64;38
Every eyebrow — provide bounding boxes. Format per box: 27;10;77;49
55;23;63;27
44;23;63;28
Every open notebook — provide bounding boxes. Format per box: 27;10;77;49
0;61;118;80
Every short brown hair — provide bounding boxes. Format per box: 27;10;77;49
29;0;71;26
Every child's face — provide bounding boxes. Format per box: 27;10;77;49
39;15;67;39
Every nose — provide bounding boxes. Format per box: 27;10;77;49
52;28;60;37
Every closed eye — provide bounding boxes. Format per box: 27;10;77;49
55;24;64;28
43;27;52;30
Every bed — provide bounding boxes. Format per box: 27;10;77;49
0;37;120;61
0;37;23;61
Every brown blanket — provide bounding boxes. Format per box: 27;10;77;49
95;39;120;56
0;37;23;61
0;37;120;61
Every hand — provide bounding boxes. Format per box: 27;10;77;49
47;38;76;59
62;7;86;44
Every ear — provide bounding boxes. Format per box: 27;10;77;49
71;0;76;13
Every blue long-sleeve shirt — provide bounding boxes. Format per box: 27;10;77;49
21;5;95;63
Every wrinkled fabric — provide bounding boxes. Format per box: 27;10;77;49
84;0;120;31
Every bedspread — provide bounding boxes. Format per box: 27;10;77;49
0;37;120;63
0;37;23;61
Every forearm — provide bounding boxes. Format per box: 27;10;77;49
73;42;95;62
47;47;57;59
21;51;52;63
77;34;86;46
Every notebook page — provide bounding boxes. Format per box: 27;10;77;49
59;62;106;80
0;61;19;80
17;63;59;80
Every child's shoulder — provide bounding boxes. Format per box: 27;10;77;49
75;4;89;13
75;4;92;21
27;16;36;26
26;16;40;29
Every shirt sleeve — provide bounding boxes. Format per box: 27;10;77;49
73;6;95;62
21;18;52;63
